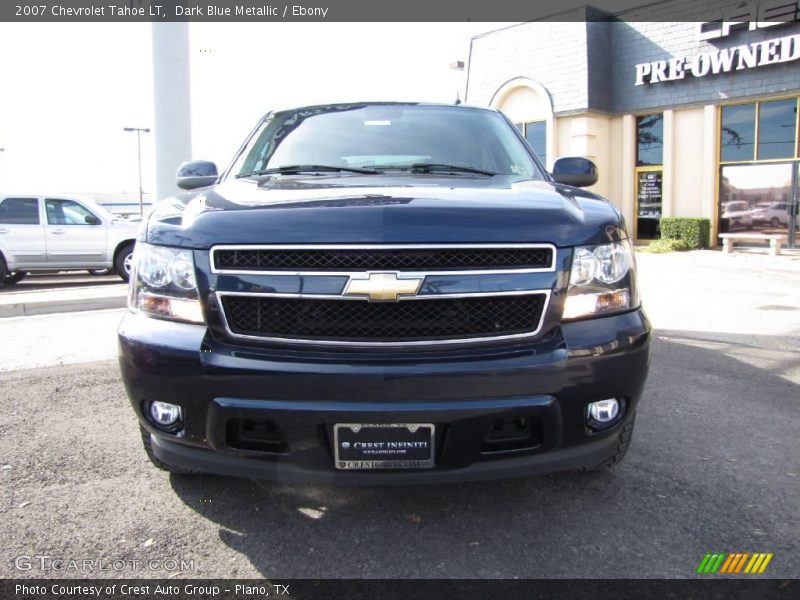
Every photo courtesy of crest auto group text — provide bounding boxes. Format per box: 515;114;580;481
0;0;798;598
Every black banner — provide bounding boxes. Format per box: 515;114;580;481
1;0;792;23
1;579;798;600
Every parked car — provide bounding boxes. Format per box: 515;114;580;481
119;102;651;483
721;200;753;230
0;195;139;285
751;201;789;227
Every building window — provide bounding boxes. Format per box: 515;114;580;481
718;98;800;246
516;121;547;167
636;114;663;166
757;99;796;161
721;99;799;163
720;104;756;163
635;114;663;240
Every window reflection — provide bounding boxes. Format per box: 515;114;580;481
524;121;546;167
719;163;792;235
516;121;547;166
757;99;796;160
721;104;756;162
637;114;663;166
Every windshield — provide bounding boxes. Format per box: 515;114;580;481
231;104;545;181
79;197;116;221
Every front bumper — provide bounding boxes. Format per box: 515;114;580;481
119;308;650;484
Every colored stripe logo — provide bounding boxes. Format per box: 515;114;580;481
696;552;773;574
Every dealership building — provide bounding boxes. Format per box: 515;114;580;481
465;4;800;247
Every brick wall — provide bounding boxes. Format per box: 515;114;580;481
611;20;800;114
465;19;590;113
466;6;800;115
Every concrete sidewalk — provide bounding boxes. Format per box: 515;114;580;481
635;247;800;273
0;284;127;317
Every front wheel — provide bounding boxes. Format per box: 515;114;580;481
2;271;27;285
115;244;135;283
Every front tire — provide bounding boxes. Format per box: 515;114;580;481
2;271;26;285
115;243;135;283
139;425;199;474
0;253;8;281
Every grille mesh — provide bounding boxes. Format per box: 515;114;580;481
214;247;552;272
221;294;546;343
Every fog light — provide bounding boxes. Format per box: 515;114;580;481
149;401;182;428
588;398;620;424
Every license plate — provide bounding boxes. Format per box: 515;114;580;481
333;423;435;470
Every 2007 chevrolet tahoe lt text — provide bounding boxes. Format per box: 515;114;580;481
118;102;651;483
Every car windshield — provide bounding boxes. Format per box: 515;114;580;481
725;202;747;211
79;198;116;222
231;104;545;181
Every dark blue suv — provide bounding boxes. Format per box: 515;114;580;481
118;102;650;483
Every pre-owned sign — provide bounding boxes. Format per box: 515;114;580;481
635;32;800;85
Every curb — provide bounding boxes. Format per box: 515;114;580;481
0;294;127;318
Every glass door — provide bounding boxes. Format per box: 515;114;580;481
635;114;663;241
791;164;800;248
635;167;662;240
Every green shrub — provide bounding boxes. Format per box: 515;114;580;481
639;238;692;253
659;217;710;249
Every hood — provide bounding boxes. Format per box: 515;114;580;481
144;175;627;249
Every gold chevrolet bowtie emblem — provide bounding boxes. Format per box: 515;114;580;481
343;272;423;302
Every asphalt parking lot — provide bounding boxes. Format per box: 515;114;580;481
0;250;798;579
0;272;121;292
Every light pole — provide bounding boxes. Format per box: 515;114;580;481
449;60;465;104
123;127;150;216
0;147;5;192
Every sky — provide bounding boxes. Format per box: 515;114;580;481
0;0;667;199
0;22;511;198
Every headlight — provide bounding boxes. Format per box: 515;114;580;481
129;243;205;324
563;240;635;321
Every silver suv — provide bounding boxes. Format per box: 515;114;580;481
0;195;139;285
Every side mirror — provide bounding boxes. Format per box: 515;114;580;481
85;214;100;225
551;157;598;188
177;160;218;190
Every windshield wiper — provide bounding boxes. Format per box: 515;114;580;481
379;163;498;176
237;164;380;178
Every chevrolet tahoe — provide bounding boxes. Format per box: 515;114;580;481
118;102;650;483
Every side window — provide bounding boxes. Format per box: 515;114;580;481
45;199;98;226
0;197;40;224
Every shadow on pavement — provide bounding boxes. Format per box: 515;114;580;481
168;331;800;578
0;273;122;293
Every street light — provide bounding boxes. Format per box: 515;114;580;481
449;60;465;104
123;127;150;216
0;147;5;192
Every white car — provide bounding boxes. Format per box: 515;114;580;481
751;201;789;227
0;195;139;285
721;200;753;230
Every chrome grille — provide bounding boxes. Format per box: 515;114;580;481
212;244;554;346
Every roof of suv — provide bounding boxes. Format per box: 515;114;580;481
263;101;499;119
